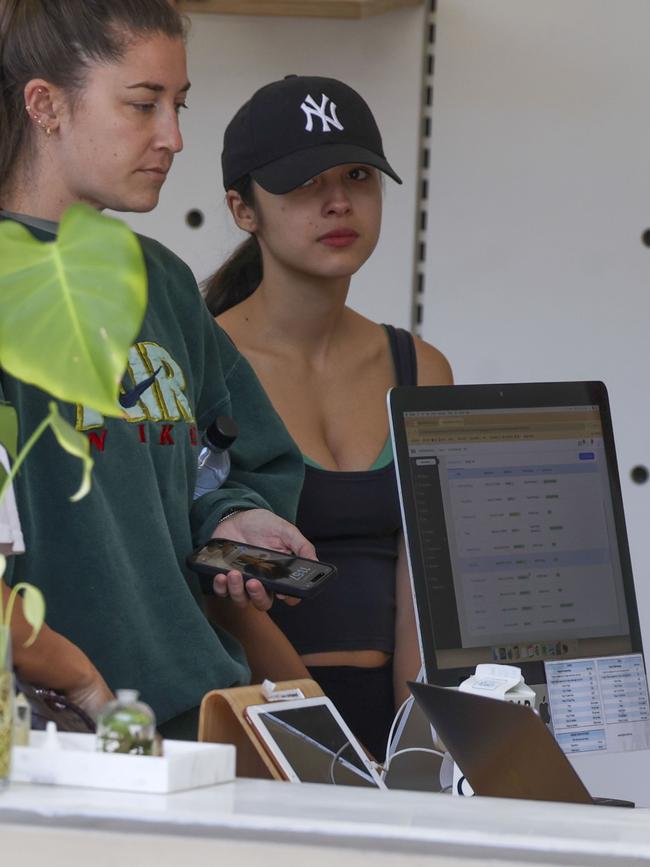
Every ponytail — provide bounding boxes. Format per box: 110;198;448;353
204;176;264;316
0;0;28;200
0;0;186;200
0;0;18;41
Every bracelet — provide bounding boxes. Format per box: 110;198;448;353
214;508;245;528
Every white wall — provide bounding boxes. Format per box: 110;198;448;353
119;8;425;329
423;1;650;386
422;0;650;803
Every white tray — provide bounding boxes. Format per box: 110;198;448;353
11;731;235;793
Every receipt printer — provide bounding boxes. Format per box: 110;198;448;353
459;663;536;705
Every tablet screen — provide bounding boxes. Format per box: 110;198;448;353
247;702;383;787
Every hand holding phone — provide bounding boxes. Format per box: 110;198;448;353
201;509;318;609
187;538;337;600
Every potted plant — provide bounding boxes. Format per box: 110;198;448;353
0;203;148;786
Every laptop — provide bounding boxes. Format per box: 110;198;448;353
409;681;633;806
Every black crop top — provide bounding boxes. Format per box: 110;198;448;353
269;325;417;655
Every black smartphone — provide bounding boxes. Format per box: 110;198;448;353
187;538;337;599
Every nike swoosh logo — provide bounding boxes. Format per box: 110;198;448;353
119;367;161;409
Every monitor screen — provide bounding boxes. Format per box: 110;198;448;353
389;382;642;686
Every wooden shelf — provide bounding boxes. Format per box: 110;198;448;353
177;0;423;20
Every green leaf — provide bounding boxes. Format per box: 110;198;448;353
5;582;46;647
19;584;45;647
0;404;18;460
47;403;93;501
0;624;8;671
0;204;147;416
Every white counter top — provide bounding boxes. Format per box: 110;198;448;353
2;778;650;865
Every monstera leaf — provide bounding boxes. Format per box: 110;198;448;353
47;402;93;502
0;204;147;416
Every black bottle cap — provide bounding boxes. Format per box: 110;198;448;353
205;416;239;450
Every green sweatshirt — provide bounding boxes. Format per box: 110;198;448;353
0;222;304;724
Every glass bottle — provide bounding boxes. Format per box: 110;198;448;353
0;625;13;789
95;689;156;756
193;415;239;499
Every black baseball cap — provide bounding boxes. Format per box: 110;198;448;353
221;75;402;194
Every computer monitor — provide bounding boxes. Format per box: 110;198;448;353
388;381;643;687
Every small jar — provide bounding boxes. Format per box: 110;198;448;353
12;692;31;747
95;689;156;756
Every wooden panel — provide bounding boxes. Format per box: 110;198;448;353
198;678;324;779
177;0;422;20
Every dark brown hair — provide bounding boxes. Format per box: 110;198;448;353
204;176;264;316
0;0;186;198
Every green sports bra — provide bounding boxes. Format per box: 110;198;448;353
303;435;393;472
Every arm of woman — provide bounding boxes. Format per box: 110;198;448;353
413;336;454;387
204;595;310;684
4;581;113;719
393;534;422;707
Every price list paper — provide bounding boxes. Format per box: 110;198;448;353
545;654;650;755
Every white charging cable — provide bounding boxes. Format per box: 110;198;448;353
375;695;445;781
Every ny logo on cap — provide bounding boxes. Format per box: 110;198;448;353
300;93;344;133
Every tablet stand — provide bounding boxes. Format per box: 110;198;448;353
198;678;324;779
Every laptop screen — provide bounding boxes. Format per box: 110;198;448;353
389;382;642;686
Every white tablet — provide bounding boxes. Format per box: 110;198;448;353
244;696;387;789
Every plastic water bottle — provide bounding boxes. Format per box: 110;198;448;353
193;415;239;500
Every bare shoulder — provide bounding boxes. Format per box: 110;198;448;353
342;309;390;356
215;304;250;350
412;335;454;385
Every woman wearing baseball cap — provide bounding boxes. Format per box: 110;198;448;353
206;75;453;760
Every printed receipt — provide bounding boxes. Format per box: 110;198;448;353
545;654;650;755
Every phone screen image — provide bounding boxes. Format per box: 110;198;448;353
247;703;384;788
196;541;286;580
